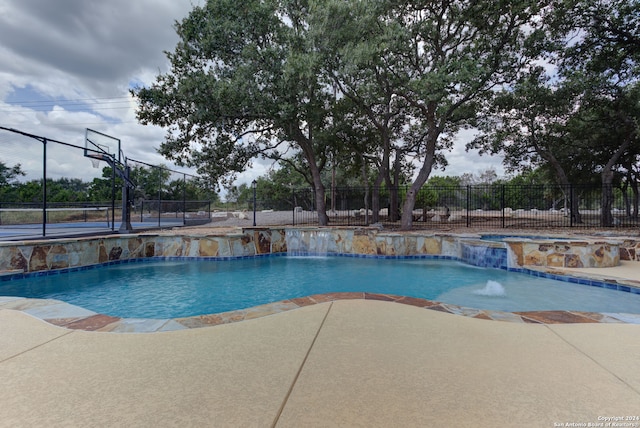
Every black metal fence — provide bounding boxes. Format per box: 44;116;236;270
287;184;640;229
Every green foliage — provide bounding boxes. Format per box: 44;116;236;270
225;183;251;205
471;0;639;225
46;178;90;202
427;176;462;187
133;0;345;224
165;178;219;202
0;161;24;187
129;165;171;200
133;0;336;183
1;161;218;206
87;166;120;201
0;161;25;201
4;178;92;204
16;181;42;203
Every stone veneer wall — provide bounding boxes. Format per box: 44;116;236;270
0;229;288;275
619;239;640;262
285;228;460;258
504;239;619;268
0;227;624;276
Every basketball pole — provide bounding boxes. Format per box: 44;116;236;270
119;160;134;234
84;128;133;233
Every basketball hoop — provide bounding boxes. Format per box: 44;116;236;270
90;156;101;169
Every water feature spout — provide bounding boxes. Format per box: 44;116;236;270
473;280;506;297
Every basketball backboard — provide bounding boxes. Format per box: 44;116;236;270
84;128;121;164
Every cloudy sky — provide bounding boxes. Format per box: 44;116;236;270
0;0;504;192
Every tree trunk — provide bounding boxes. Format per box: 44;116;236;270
388;187;399;222
400;144;437;230
622;164;639;219
541;151;582;224
600;128;634;227
601;170;615;227
371;141;391;224
361;156;370;224
400;185;418;229
621;180;631;217
400;100;440;230
632;179;639;220
371;172;384;223
288;123;329;226
388;154;401;222
310;169;329;226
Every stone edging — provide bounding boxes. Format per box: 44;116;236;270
1;292;638;334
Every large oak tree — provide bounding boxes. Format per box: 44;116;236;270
133;0;337;225
312;0;548;229
135;0;549;228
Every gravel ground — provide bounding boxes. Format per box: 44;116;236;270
208;210;296;227
163;210;297;235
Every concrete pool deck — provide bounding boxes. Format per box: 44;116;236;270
1;298;640;426
559;259;640;282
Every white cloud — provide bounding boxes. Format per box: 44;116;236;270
438;129;505;179
0;0;199;183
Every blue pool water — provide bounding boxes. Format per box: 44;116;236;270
2;257;640;318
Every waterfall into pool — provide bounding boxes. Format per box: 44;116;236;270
286;229;332;255
461;242;489;266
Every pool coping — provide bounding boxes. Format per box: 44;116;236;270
1;254;639;332
1;292;638;333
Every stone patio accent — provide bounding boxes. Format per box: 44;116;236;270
1;292;637;333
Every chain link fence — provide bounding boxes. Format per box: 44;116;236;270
0;127;213;239
126;158;213;228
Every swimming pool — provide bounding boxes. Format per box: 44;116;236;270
2;256;639;319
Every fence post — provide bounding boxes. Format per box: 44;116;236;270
501;184;505;229
157;182;161;228
569;184;574;228
42;139;47;237
111;157;116;232
466;185;470;227
182;174;186;226
292;187;296;226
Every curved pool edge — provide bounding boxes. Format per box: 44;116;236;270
1;293;639;333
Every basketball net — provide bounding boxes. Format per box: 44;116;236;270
90;157;101;169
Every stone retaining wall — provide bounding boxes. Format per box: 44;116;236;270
619;239;640;261
0;229;287;275
0;227;625;276
504;238;619;268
